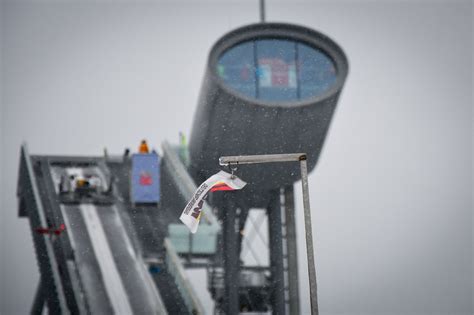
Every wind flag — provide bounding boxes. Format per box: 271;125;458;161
180;171;246;233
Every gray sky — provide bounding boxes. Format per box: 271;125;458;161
1;1;472;314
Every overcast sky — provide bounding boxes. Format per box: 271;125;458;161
1;1;472;314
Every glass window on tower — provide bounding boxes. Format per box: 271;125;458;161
216;41;256;99
298;43;337;99
256;39;297;101
217;39;337;103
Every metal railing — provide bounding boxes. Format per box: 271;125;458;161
164;238;205;315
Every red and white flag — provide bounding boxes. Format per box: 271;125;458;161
180;171;246;233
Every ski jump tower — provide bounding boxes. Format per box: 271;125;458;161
188;23;348;314
17;22;348;315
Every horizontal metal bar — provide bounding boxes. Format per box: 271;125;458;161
219;153;306;165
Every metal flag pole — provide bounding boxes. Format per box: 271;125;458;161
219;153;319;315
259;0;266;23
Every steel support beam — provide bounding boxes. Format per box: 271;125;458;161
284;185;300;315
31;278;46;315
220;153;306;165
268;190;286;315
300;159;318;314
222;195;240;314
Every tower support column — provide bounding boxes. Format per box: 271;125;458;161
222;194;240;314
268;189;286;315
